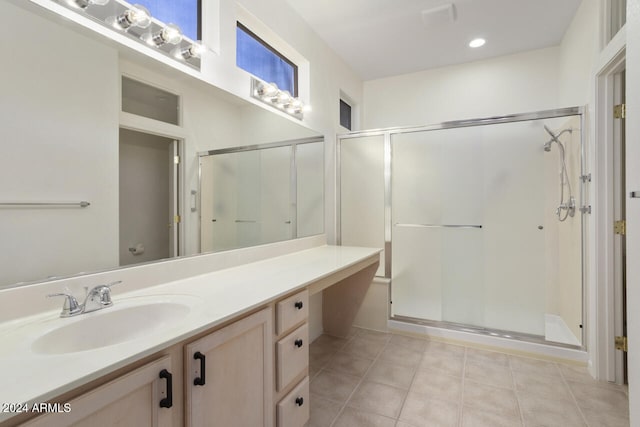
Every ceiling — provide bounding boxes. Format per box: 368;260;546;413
284;0;582;80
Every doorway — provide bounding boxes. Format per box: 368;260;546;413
613;69;627;384
119;128;180;266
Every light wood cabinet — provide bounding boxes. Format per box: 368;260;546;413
276;377;309;427
23;356;174;427
184;307;274;427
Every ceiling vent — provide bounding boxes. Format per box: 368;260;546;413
421;3;457;26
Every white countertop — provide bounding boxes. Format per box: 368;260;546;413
0;245;380;422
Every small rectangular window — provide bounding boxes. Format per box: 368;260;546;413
340;99;352;130
236;22;298;96
134;0;202;41
122;77;180;125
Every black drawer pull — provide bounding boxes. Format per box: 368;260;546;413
294;339;303;348
295;397;304;406
294;301;303;310
194;352;206;386
159;369;173;408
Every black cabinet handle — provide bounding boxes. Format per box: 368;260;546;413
194;352;206;386
295;397;304;406
294;339;303;348
294;301;303;310
159;369;173;408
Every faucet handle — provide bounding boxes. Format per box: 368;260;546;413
91;280;122;304
47;292;82;317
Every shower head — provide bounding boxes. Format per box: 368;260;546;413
543;125;560;152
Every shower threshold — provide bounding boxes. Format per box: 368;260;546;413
390;314;583;351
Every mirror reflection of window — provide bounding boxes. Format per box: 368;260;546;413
134;0;202;40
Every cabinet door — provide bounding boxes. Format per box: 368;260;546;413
185;308;273;427
24;357;174;427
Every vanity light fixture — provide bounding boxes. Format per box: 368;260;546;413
66;0;109;10
107;4;152;30
469;38;486;48
251;78;308;120
142;23;183;47
173;41;206;60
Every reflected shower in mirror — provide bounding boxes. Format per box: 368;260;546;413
0;0;324;290
199;139;324;253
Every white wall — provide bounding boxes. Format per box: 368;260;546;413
363;46;560;128
0;1;119;287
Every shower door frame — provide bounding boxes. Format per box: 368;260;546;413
197;136;325;253
337;106;588;350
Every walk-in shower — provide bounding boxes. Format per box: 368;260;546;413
338;107;587;349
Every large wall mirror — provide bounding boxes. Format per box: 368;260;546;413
0;0;324;289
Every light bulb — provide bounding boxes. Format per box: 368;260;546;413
143;24;183;47
256;82;278;99
108;4;152;30
67;0;109;9
175;41;206;60
276;90;292;106
469;38;486;48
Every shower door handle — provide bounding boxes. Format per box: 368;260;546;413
631;191;640;198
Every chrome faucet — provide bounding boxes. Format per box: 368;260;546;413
48;281;122;317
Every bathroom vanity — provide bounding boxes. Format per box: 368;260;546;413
0;245;380;427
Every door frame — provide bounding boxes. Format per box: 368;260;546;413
593;32;627;383
119;115;187;258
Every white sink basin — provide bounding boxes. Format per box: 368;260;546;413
32;295;199;354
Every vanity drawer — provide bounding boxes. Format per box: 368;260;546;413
277;377;309;427
276;289;308;335
276;323;308;391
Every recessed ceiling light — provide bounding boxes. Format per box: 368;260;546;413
469;38;486;48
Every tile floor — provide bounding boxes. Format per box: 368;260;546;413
306;328;629;427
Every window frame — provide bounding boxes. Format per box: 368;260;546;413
236;21;299;97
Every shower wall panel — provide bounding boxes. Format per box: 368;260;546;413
340;135;386;277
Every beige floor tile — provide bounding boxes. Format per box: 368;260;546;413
309;342;338;368
512;370;573;401
463;379;520;419
309;364;321;380
465;360;514;389
410;368;462;403
509;355;561;377
306;394;342;427
518;391;586;427
343;336;387;359
366;359;416;389
419;351;464;377
347;381;408;419
558;364;602;384
312;334;350;351
395;422;416;427
310;370;360;403
466;348;510;367
423;340;466;359
325;351;374;378
389;334;428;352
462;405;523;427
582;408;630;427
567;380;630;414
379;345;423;369
399;392;459;427
357;328;392;344
333;406;396;427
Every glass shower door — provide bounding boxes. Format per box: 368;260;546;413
391;121;547;336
